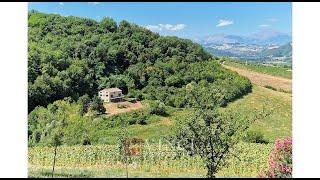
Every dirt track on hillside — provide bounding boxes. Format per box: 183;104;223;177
222;65;292;92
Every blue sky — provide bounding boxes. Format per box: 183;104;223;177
28;2;292;40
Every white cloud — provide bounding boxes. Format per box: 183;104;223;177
58;2;64;6
88;2;100;5
159;24;186;31
145;23;186;32
267;18;277;22
146;25;162;31
216;19;234;27
259;24;270;28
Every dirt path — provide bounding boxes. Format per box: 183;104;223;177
222;64;292;92
104;101;144;116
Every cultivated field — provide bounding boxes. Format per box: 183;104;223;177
223;64;292;93
28;142;272;178
223;60;292;79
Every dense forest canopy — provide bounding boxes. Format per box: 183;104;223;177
28;11;251;112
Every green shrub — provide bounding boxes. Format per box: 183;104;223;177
126;98;137;103
149;100;167;116
127;90;144;101
243;130;268;144
88;96;106;115
124;111;148;125
77;94;91;115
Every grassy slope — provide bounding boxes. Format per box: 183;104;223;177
222;85;292;142
224;60;292;79
29;85;291;178
217;85;291;177
90;104;189;144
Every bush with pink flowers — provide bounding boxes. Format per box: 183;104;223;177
259;138;292;178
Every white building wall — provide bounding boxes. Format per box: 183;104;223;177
99;90;110;102
98;89;123;103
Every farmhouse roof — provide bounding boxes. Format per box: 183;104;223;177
100;88;122;92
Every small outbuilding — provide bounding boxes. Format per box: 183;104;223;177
98;88;123;103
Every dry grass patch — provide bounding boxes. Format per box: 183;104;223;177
104;101;144;116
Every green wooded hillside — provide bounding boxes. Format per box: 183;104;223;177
28;12;253;147
28;11;251;113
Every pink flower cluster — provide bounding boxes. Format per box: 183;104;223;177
259;137;292;178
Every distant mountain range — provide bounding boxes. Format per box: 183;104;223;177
261;43;292;57
198;30;291;45
197;30;292;64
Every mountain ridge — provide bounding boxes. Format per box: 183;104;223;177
197;30;291;46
